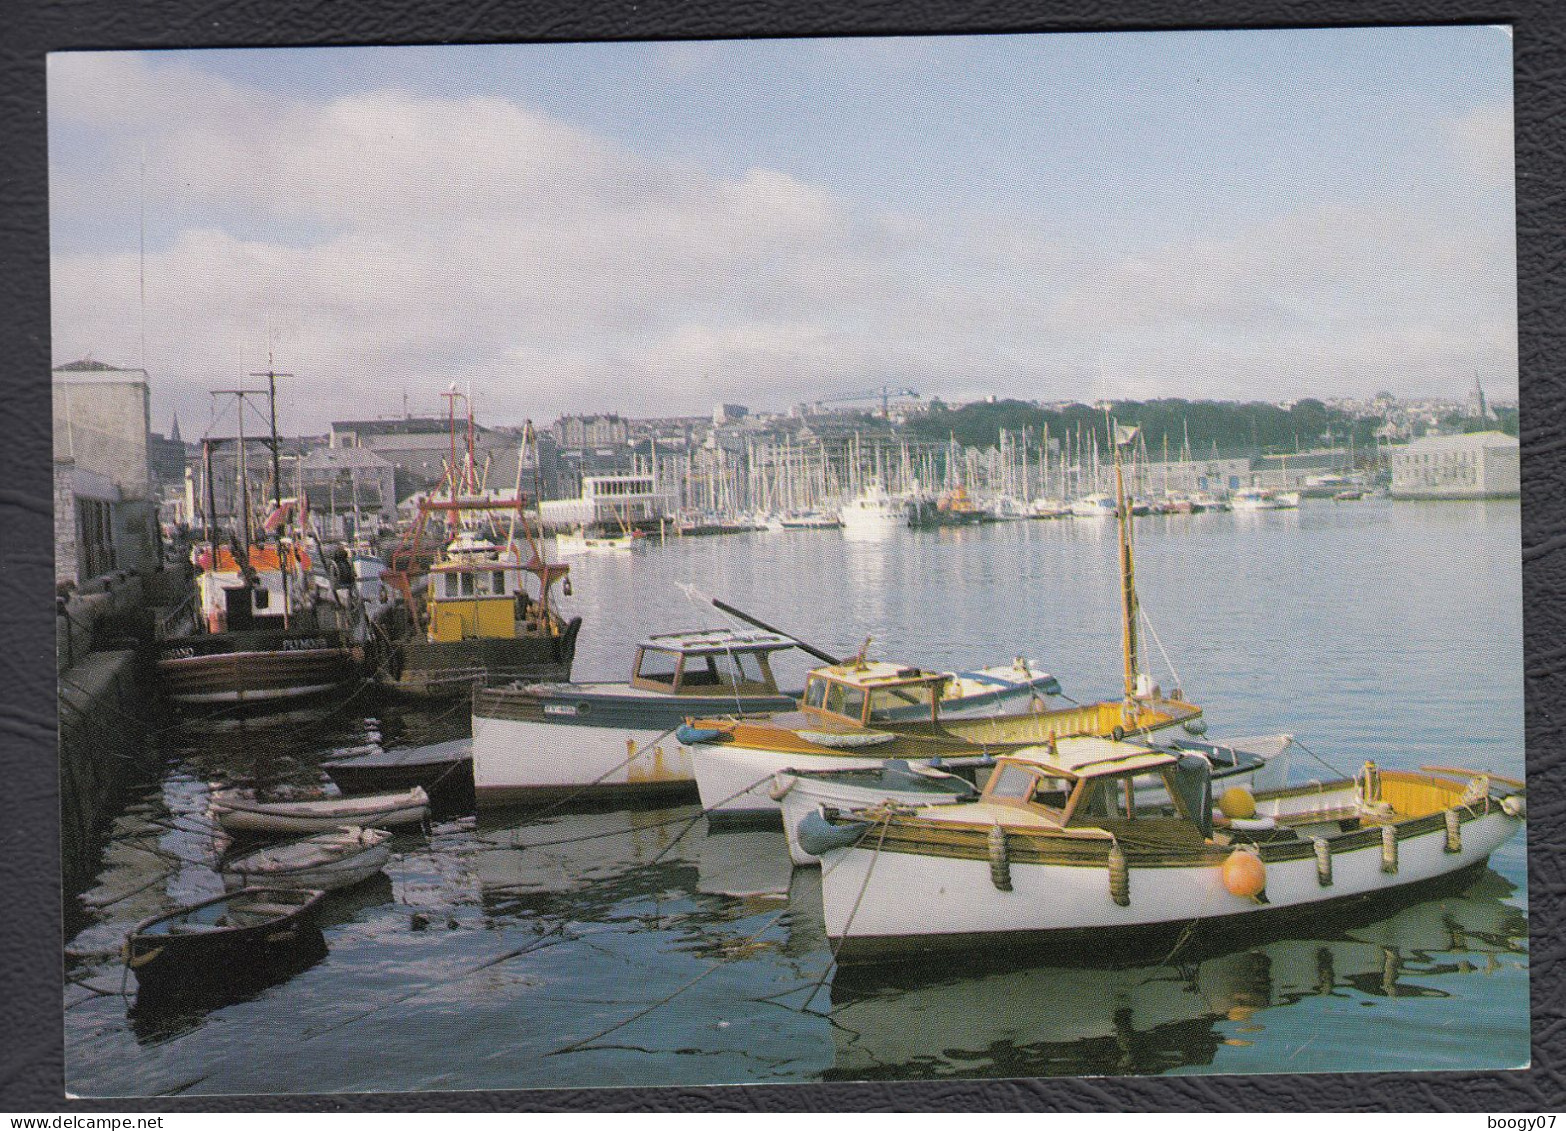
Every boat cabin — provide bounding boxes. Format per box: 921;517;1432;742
628;629;796;696
800;662;953;728
426;532;542;642
196;543;313;633
981;736;1213;838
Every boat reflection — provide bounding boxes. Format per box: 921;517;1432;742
821;868;1526;1080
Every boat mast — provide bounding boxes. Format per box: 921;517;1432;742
1111;413;1141;716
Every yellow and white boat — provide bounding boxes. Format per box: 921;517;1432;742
808;739;1524;961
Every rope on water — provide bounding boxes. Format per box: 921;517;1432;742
546;902;794;1057
796;810;894;1013
1290;737;1352;782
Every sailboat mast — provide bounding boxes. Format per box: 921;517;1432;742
1112;421;1141;710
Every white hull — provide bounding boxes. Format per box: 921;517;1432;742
817;807;1520;948
222;838;392;892
211;787;430;836
695;744;895;818
777;774;970;866
472;714;697;802
840;511;905;538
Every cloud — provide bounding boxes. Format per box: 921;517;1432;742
1447;102;1514;186
49;52;1517;433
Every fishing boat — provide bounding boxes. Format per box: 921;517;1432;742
775;733;1293;866
381;403;581;697
123;887;326;998
221;826;393;892
808;738;1524;961
159;380;373;711
321;738;474;811
839;479;908;538
210;785;430;836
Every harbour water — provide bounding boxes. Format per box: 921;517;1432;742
62;498;1528;1095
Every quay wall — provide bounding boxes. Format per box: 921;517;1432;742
57;648;151;897
55;563;188;897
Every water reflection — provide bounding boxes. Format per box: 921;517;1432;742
821;869;1527;1080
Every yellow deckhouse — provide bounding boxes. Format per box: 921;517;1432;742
426;531;536;643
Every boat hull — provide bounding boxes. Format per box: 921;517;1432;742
156;629;359;709
817;805;1521;961
124;887;326;1000
386;616;580;698
470;685;797;806
222;840;392;892
210;788;430;836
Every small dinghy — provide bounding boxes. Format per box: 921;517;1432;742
210;786;430;836
123;887;326;999
322;740;474;811
222;826;393;892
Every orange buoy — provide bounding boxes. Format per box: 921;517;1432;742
1222;848;1267;899
1218;786;1257;820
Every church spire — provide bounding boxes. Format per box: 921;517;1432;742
169;412;182;443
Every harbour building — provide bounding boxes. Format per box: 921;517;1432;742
539;473;678;530
52;359;160;586
1389;431;1519;500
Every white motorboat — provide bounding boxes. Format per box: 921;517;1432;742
210;786;430;837
809;738;1524;961
775;733;1293;866
221;826;393;891
839;479;907;539
1069;494;1118;518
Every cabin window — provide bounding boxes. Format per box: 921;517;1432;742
867;684;936;722
253;588;270;609
460;572;475;597
1075;780;1128;821
840;686;867;723
492;571;507;594
444;573;459;598
719;652;764;686
635;649;680;686
682;657;721;687
988;764;1037;801
804;677;827;708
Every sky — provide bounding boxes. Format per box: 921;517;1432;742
47;28;1517;436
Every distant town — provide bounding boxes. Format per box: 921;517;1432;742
52;358;1519;589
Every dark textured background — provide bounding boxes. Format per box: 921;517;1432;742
2;0;1560;1113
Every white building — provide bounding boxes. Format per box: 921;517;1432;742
538;474;678;529
1389;431;1519;500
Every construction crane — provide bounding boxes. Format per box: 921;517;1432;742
812;385;921;419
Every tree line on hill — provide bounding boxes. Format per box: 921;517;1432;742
899;397;1516;456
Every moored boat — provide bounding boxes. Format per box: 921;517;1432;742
221;826;393;891
776;732;1293;866
321;738;474;811
380;408;582;698
839;479;908;538
123;886;327;999
470;628;804;807
810;740;1524;961
210;785;430;836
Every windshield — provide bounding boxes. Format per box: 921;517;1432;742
867;683;937;722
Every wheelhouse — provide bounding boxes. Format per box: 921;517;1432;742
981;736;1213;836
800;662;952;728
628;629;796;696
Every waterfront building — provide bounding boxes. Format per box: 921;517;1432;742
1390;431;1519;499
538;473;678;530
330;415;523;493
554;413;629;448
298;446;398;535
52;359;159;585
